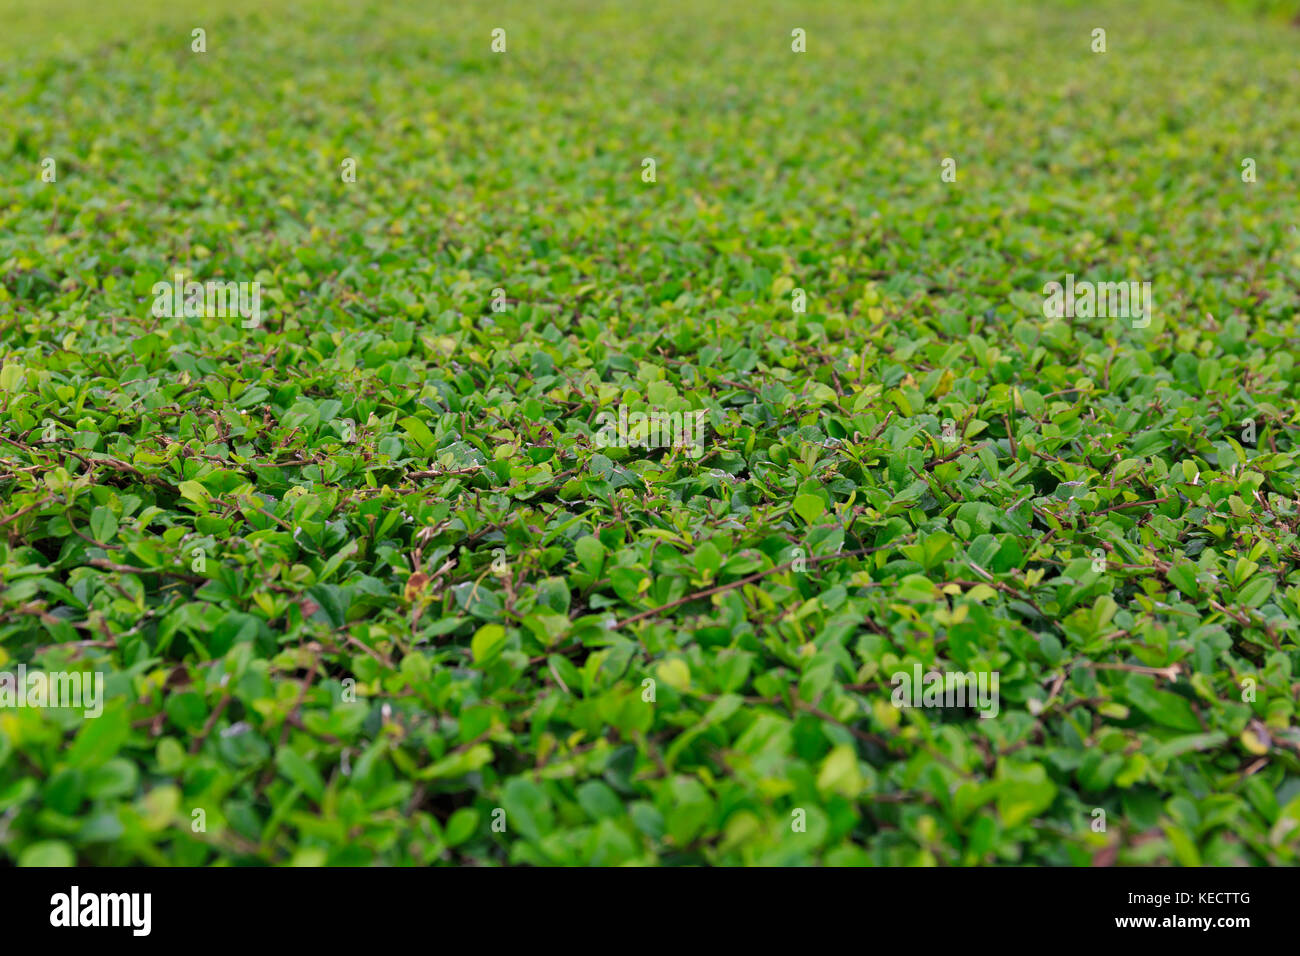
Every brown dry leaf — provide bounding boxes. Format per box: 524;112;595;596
404;572;430;603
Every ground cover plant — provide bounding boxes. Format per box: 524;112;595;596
1;0;1299;867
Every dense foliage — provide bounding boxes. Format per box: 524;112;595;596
1;0;1299;866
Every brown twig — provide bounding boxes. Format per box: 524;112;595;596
615;536;914;629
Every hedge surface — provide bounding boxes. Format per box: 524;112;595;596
1;0;1299;866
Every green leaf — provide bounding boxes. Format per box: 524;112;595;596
399;416;437;454
276;747;326;802
1151;732;1228;763
66;705;129;768
89;506;118;542
816;744;865;799
471;624;508;664
19;840;75;867
792;494;825;525
502;778;553;843
1236;576;1273;608
443;808;480;846
995;761;1057;828
1126;678;1202;732
693;541;722;576
1165;563;1198;599
178;480;210;506
656;658;691;693
574;535;606;575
